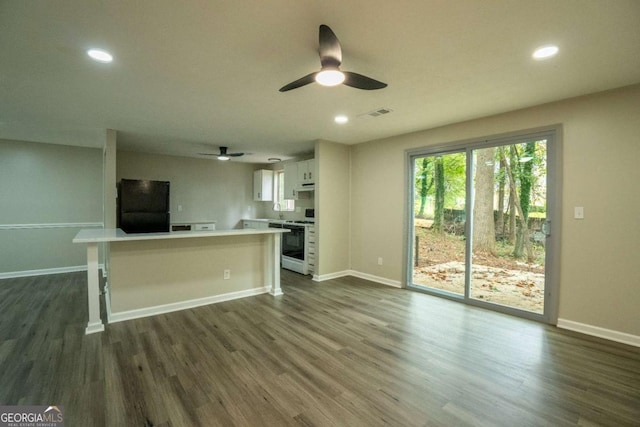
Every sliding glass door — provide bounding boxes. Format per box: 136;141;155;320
408;130;558;322
411;151;467;296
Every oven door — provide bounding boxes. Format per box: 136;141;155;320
282;225;305;260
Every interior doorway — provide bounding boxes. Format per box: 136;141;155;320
407;129;560;323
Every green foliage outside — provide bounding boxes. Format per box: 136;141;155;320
413;140;547;261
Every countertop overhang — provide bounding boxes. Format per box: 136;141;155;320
73;227;289;243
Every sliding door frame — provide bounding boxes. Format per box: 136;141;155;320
404;125;562;324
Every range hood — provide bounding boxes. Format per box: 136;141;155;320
297;184;315;192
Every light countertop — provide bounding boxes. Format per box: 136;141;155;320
73;227;289;243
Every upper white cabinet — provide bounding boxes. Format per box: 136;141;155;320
283;162;298;200
253;169;273;201
297;159;315;186
283;159;315;200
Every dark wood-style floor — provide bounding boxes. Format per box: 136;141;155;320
0;270;638;426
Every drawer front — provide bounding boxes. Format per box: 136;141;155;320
195;223;216;231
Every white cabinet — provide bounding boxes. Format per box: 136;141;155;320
306;226;316;274
242;220;269;229
253;169;273;201
297;159;315;186
194;223;216;231
283;158;315;200
171;222;216;231
283;162;298;200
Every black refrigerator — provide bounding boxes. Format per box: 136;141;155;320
118;179;170;233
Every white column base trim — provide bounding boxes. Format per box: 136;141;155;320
312;270;402;288
104;284;112;324
108;286;271;324
85;321;105;334
557;318;640;348
269;289;284;297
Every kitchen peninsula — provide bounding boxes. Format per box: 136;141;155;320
73;227;288;334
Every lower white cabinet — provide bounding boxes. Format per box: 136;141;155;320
306;226;316;274
194;223;216;231
242;220;269;229
171;222;216;231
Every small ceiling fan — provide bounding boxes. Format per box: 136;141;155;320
279;24;387;92
198;146;244;161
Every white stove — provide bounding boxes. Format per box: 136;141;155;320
268;209;315;275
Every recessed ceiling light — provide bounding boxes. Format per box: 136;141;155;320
532;45;559;60
334;115;349;124
87;48;113;63
268;157;281;162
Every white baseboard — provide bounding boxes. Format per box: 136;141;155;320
348;270;403;288
312;270;351;282
557;318;640;348
312;270;402;288
0;264;105;280
108;286;271;324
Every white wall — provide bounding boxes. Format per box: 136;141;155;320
316;140;350;277
0;139;103;276
349;84;640;338
109;234;267;314
116;151;267;230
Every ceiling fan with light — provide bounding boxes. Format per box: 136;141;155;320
279;24;387;92
198;146;244;161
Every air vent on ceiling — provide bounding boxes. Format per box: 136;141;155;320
358;107;393;120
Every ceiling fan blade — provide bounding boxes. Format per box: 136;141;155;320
319;24;342;68
279;72;317;92
229;152;244;157
343;71;387;90
197;152;217;156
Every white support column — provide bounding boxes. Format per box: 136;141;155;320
269;233;283;296
85;242;105;334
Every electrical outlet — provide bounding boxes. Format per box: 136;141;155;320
574;206;584;219
377;257;383;266
178;204;183;212
223;269;230;280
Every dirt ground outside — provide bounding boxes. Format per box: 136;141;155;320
413;225;545;313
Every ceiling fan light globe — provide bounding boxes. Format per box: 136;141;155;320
532;45;559;60
315;69;345;86
217;155;230;161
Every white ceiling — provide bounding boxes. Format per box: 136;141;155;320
1;1;639;163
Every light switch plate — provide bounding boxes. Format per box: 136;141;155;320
574;206;584;219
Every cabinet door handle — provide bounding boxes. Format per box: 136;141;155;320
309;172;312;180
258;192;261;199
